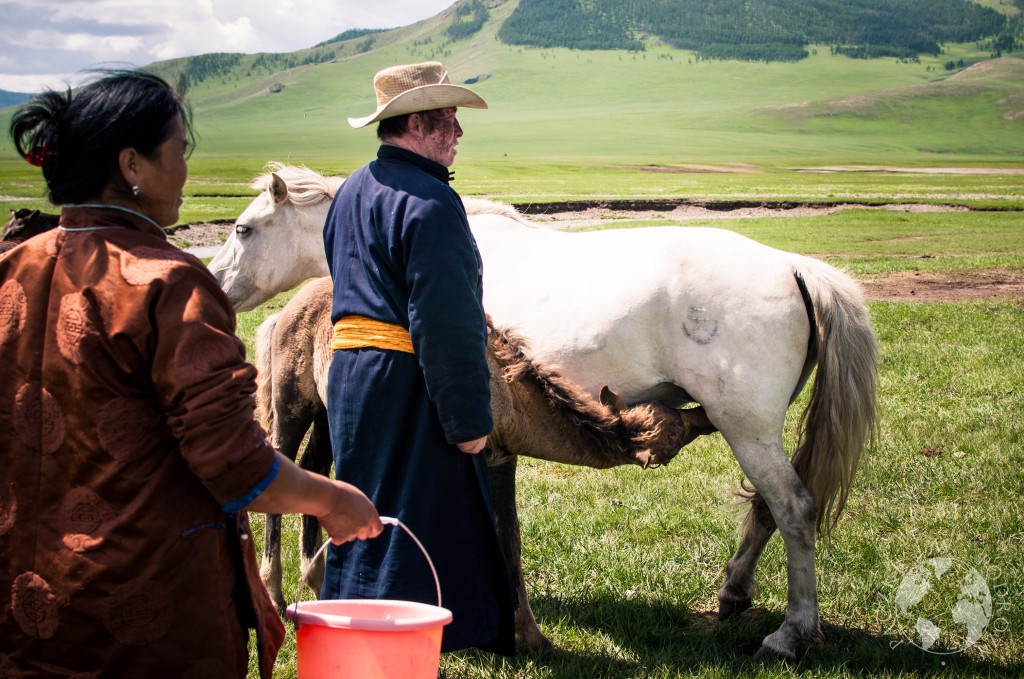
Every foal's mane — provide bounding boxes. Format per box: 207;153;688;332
489;323;652;451
252;161;343;207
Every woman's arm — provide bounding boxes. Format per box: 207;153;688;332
246;452;383;544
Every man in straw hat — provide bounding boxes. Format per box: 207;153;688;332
321;61;516;657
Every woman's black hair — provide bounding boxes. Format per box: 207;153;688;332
9;69;194;205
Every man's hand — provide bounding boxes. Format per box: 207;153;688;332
456;435;487;454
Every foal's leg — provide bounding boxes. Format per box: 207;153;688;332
260;513;285;614
718;491;776;620
488;450;551;652
262;402;316;615
297;410;332;598
723;434;823;662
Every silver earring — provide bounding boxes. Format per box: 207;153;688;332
132;185;140;197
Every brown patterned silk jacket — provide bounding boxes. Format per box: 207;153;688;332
0;205;284;678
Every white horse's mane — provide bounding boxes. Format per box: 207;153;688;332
251;162;344;207
463;197;529;223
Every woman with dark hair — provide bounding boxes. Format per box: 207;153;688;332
1;69;382;678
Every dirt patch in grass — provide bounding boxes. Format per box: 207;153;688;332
627;163;761;174
523;201;984;232
797;166;1024;175
166;220;233;249
859;268;1024;303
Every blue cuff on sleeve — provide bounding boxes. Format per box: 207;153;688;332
221;456;280;515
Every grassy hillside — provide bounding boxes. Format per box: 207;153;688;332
148;0;1024;167
1;0;1022;207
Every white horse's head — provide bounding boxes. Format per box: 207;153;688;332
208;162;342;312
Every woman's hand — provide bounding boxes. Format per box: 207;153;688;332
246;452;382;544
318;480;384;545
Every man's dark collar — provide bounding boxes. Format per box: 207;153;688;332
377;144;454;184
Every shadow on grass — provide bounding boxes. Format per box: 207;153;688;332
455;592;1023;678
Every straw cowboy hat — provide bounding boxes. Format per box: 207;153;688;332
348;61;488;128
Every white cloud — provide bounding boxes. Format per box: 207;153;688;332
0;0;458;92
63;33;145;56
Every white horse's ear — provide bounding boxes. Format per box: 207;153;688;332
600;386;626;413
269;173;288;205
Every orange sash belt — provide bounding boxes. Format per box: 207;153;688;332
331;315;414;354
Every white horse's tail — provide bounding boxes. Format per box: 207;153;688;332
790;259;879;537
254;312;281;437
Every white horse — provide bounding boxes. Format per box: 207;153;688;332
210;165;879;661
208;162;342;312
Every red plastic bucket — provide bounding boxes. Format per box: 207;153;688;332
285;517;452;679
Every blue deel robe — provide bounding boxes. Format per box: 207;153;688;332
321;144;516;655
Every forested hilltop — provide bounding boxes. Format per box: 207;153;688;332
496;0;1024;62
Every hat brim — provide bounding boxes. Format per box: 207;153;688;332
348;83;488;128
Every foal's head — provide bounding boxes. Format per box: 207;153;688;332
488;323;704;469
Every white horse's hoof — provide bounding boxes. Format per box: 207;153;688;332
754;629;798;663
754;623;824;662
753;642;797;663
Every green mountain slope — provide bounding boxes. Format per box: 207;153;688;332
0;90;30;109
163;0;1019;167
2;0;1021;174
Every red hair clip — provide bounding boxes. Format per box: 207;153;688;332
26;146;47;167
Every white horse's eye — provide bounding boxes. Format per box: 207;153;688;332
235;225;251;236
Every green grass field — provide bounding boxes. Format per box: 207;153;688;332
232;208;1024;679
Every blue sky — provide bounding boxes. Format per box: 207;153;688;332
0;0;458;92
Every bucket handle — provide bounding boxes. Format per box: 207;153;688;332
291;516;443;630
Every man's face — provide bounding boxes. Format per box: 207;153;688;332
418;107;462;168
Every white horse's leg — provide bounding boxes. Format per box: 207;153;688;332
723;434;824;662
